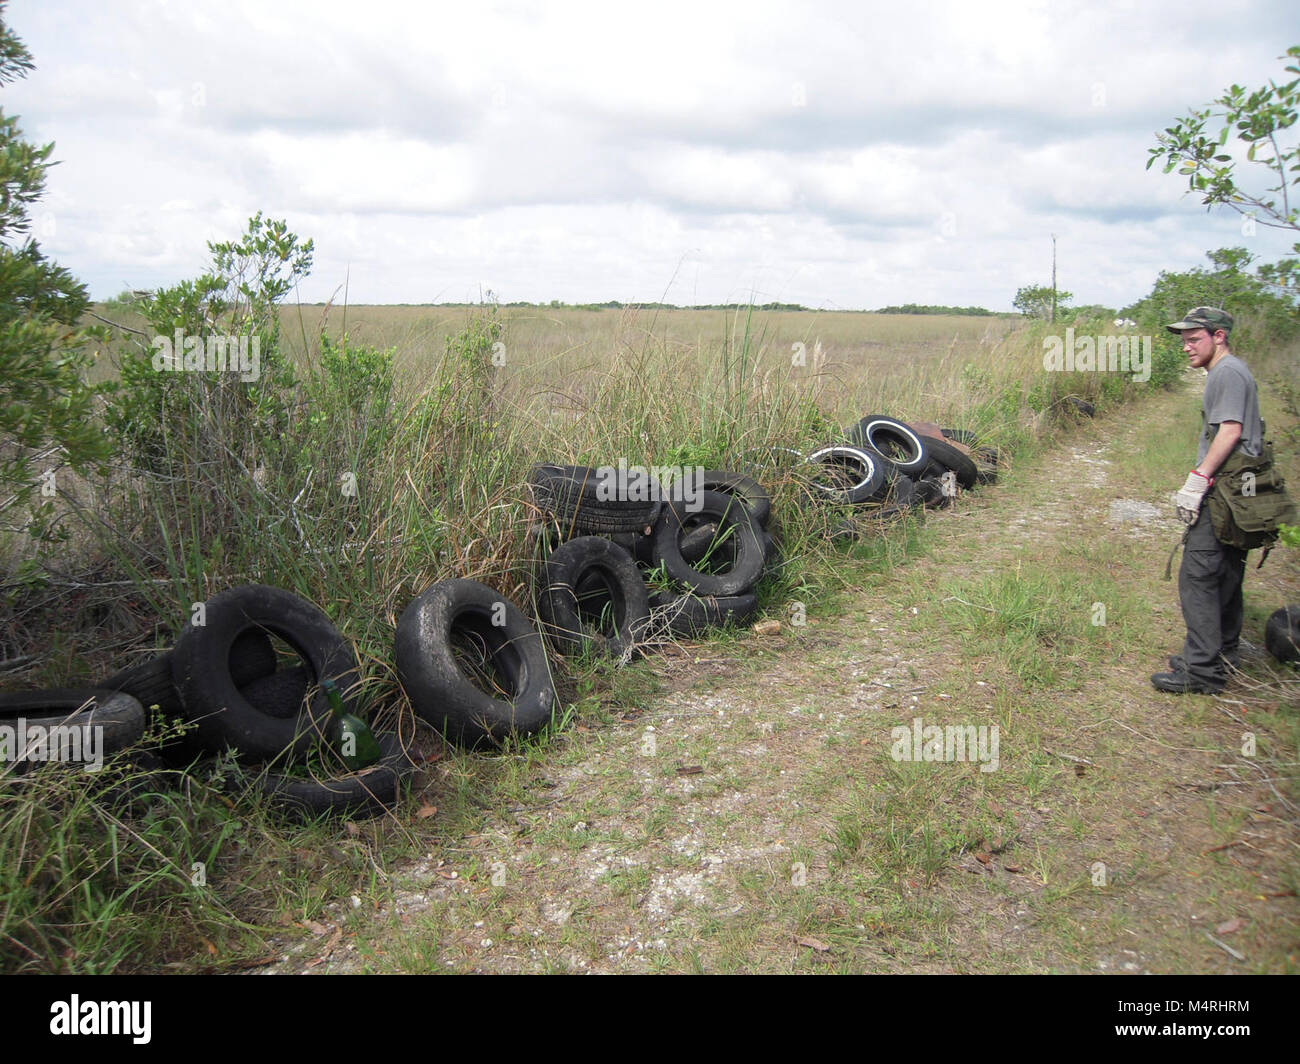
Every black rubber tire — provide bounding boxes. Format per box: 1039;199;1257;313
921;435;979;489
1265;606;1300;664
605;531;638;552
633;529;656;567
605;529;655;567
846;415;931;476
700;471;771;528
170;585;359;763
913;477;950;507
647;589;759;636
1060;396;1096;418
100;653;181;716
147;633;277;768
893;474;916;509
940;428;979;446
530;463;663;535
395;578;557;747
667;521;770;569
804;445;891;504
538;537;651;659
679;522;724;566
0;688;146;763
651;491;766;597
227;731;416;821
239;666;310;719
101;629;278;716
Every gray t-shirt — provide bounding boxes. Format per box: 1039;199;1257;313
1199;352;1262;464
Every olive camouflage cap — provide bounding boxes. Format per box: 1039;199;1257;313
1165;306;1233;335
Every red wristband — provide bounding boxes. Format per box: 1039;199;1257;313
1191;469;1214;485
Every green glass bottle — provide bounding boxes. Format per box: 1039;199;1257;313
322;677;382;771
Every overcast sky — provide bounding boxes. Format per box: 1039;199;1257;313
5;0;1298;310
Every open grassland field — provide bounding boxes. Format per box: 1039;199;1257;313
276;304;1020;412
88;304;1025;431
2;299;1297;974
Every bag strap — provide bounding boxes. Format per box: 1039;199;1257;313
1164;526;1190;581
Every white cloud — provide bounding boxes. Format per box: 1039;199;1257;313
4;0;1297;308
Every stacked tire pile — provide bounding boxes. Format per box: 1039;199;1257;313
6;575;567;816
797;416;1001;536
529;464;777;650
2;430;997;820
18;584;421;820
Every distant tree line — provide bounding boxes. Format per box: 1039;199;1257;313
267;299;1012;314
501;300;812;311
874;303;997;316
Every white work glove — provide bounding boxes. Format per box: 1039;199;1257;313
1174;470;1213;524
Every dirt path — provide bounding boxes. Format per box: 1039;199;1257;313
262;377;1299;974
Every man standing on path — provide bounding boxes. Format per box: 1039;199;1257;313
1151;306;1263;695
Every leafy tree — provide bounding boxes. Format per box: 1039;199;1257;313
1122;246;1296;339
1148;45;1300;297
1013;283;1073;320
101;211;313;469
0;3;107;518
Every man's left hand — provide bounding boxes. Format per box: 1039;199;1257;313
1174;470;1213;524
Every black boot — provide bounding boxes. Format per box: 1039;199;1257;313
1151;670;1223;695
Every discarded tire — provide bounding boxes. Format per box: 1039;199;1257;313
804;445;891;505
1060;396;1095;418
893;474;917;509
846;415;930;476
1265;606;1300;664
102;629;278;717
100;653;182;717
239;666;310;720
224;731;416;821
647;590;759;636
651;491;766;597
921;435;979;489
170;585;358;763
530;463;663;535
913;477;950;508
395;579;557;746
700;471;771;528
679;522;726;566
0;688;146;765
538;536;651;659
